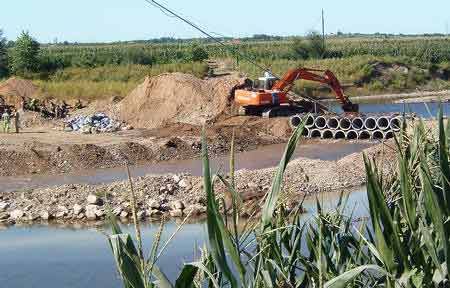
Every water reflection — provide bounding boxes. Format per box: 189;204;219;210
0;188;367;288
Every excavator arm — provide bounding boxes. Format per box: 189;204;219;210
272;68;359;113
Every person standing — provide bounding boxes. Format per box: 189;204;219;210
2;109;11;133
14;110;20;133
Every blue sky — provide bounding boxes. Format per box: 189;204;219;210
2;0;449;43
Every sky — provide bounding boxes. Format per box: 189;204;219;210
1;0;450;43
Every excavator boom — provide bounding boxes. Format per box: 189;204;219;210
272;68;358;112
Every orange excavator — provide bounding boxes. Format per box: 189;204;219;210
231;68;359;117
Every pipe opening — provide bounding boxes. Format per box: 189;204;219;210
377;117;390;130
290;116;302;128
334;130;346;139
321;130;333;139
364;117;377;130
372;130;384;140
309;129;321;138
384;131;394;139
327;117;339;130
339;118;352;130
301;127;310;137
351;118;364;130
305;115;315;128
314;116;327;129
346;130;358;140
358;130;371;140
390;117;401;131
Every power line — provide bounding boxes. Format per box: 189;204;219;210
144;0;271;74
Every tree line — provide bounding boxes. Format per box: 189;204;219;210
0;30;210;79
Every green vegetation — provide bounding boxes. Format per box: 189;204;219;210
0;30;7;78
8;32;41;77
107;110;450;287
0;29;449;100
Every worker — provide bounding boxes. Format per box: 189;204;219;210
2;109;11;133
14;110;20;133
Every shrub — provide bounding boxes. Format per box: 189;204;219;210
8;31;40;77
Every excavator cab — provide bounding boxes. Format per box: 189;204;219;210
253;76;277;91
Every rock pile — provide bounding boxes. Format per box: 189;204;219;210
65;113;132;133
0;174;206;226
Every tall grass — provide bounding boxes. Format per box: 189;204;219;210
33;62;209;101
107;110;450;287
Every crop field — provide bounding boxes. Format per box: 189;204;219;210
3;35;450;100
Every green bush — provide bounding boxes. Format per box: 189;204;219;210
8;31;41;77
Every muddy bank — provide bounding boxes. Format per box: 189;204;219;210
0;142;395;226
0;116;292;177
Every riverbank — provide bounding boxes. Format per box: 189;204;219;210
0;141;395;226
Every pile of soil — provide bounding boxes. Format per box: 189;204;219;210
0;77;38;108
117;73;243;129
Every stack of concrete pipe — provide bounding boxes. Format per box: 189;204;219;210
290;114;403;140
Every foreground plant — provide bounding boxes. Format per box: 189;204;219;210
107;110;450;287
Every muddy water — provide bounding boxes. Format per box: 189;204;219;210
0;187;368;288
0;141;373;192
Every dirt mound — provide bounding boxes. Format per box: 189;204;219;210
0;77;38;108
117;73;243;129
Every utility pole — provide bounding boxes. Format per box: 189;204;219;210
321;9;326;50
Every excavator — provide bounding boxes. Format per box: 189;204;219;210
231;68;359;117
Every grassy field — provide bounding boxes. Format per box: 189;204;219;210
21;36;450;101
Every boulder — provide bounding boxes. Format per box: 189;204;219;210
85;205;100;220
0;213;9;220
172;175;181;183
0;202;10;212
10;209;25;220
137;210;147;219
172;201;185;210
148;200;160;210
73;204;84;215
112;207;123;216
178;179;190;188
40;211;51;220
169;209;183;217
87;194;102;205
120;211;129;218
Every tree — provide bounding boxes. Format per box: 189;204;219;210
291;32;327;60
9;31;40;77
191;45;208;62
0;29;8;77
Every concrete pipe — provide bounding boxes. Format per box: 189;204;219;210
351;117;364;130
339;117;352;131
326;117;340;130
321;129;334;139
390;116;402;131
333;130;346;139
384;131;394;139
376;116;390;130
371;130;384;140
314;116;327;129
301;127;310;137
305;114;316;128
358;130;371;140
309;129;322;138
290;115;302;128
346;130;358;140
364;117;377;131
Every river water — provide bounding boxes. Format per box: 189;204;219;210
0;141;372;193
0;188;368;288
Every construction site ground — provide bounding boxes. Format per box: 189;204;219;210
0;72;404;224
